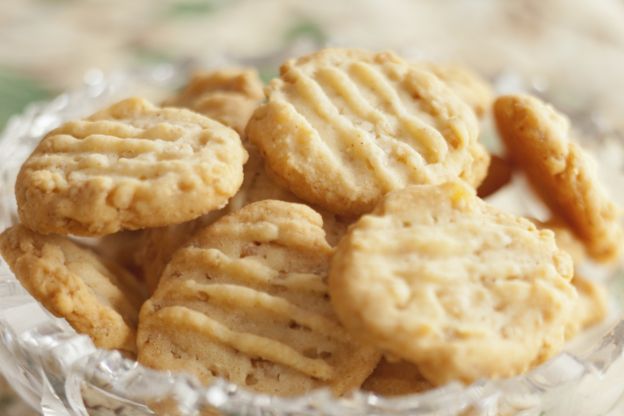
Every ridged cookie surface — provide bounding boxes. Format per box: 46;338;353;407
494;94;623;262
0;225;145;353
247;48;482;216
137;200;379;396
134;147;349;293
329;181;576;385
16;97;247;236
163;68;264;135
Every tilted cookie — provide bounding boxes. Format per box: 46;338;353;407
567;275;608;338
92;230;144;275
162;68;264;135
421;63;494;119
477;154;512;198
135;147;350;293
362;358;432;397
137;200;380;396
16;97;247;236
0;225;145;353
494;94;623;262
329;181;576;385
247;48;483;216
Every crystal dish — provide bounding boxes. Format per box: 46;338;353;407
1;61;624;416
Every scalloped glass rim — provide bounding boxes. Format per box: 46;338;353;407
0;63;624;416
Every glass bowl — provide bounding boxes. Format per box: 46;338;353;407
1;58;624;416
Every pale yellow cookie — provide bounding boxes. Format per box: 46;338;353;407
533;218;586;264
362;358;432;396
135;147;350;292
566;275;608;339
247;48;482;216
494;94;623;262
137;200;380;396
16;97;247;236
329;181;576;385
162;68;264;135
421;63;494;118
0;224;145;353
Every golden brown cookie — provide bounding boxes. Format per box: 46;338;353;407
362;358;432;396
162;68;264;135
16;97;247;236
135;147;350;293
247;48;482;216
477;154;512;198
329;181;576;385
566;275;608;339
0;224;145;353
494;94;623;262
137;200;380;396
422;63;494;119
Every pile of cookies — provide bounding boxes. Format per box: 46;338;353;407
0;48;620;398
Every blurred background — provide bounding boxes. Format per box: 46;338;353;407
2;0;624;414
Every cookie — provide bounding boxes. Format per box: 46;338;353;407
247;48;482;216
494;94;623;262
92;230;145;275
0;224;145;353
329;181;576;385
477;154;512;198
534;218;586;264
422;63;494;119
135;147;350;293
134;213;221;294
16;97;247;236
137;200;380;396
163;68;264;135
566;275;608;339
361;358;432;396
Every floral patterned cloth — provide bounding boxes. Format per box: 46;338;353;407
2;0;624;414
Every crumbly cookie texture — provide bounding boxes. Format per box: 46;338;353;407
137;200;380;396
477;154;512;198
421;63;494;119
247;48;482;216
362;358;432;396
134;146;350;293
16;97;247;236
0;225;145;353
329;181;576;385
162;68;264;135
494;94;623;262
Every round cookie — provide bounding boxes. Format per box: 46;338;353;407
137;200;380;396
135;147;350;293
361;358;432;397
16;97;247;236
246;48;482;216
477;154;512;198
329;181;576;385
421;62;494;119
162;68;264;135
494;94;623;262
0;224;145;353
